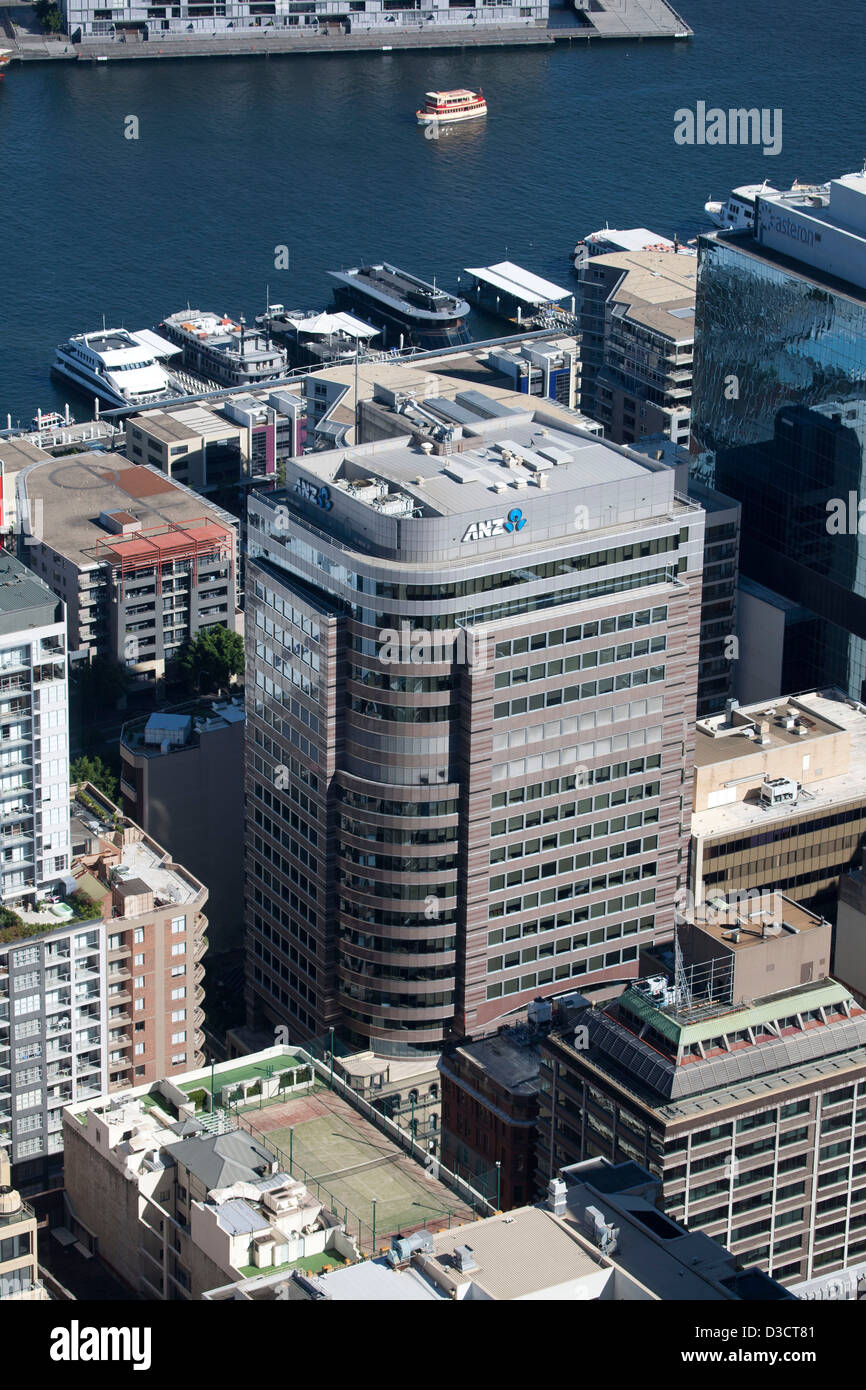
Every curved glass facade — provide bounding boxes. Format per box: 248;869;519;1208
692;234;866;698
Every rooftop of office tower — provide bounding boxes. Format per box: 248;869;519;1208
703;166;866;301
256;393;695;565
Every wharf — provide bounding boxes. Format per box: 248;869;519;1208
1;0;691;62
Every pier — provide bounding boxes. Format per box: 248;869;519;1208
0;0;691;63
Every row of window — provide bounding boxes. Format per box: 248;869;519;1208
490;911;655;947
491;754;662;809
489;838;658;892
489;919;647;973
493;635;667;688
486;944;638;1000
492;784;660;835
494;666;666;719
491;878;656;919
494;607;669;658
490;809;659;864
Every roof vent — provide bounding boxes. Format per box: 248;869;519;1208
452;1244;477;1273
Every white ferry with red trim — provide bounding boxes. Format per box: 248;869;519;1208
416;88;487;127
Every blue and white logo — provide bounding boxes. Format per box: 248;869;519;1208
462;508;527;543
294;478;333;511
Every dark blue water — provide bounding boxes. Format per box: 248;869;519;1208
1;0;864;420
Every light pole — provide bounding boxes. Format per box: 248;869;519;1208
289;1126;294;1176
371;1198;377;1257
410;1094;416;1145
495;1160;501;1212
210;1058;216;1114
329;1027;335;1089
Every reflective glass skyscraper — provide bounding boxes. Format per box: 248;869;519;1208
692;169;866;700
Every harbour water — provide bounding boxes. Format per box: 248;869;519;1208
1;0;864;420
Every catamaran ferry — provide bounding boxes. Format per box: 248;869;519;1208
416;89;487;126
52;328;181;410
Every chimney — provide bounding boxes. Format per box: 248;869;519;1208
548;1177;567;1216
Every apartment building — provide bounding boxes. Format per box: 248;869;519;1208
0;1148;48;1300
536;895;866;1295
0;782;207;1184
63;0;546;40
573;249;696;446
690;690;866;915
10;450;240;684
244;387;704;1057
119;700;245;956
0;552;71;905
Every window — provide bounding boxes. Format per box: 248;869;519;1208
13;995;40;1017
134;977;145;989
171;1053;186;1065
171;917;185;935
171;944;185;958
134;999;145;1012
15;1089;42;1111
171;965;186;978
134;954;145;966
171;1010;186;1023
134;1043;145;1056
171;987;186;1001
133;928;145;945
171;1031;186;1045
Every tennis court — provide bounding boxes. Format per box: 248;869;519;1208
238;1088;475;1243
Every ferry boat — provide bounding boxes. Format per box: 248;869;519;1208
329;263;471;351
416;89;487;126
52;329;180;410
160;309;288;388
0;48;13;67
704;180;828;231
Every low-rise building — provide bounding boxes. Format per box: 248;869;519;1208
690;689;866;915
119;699;244;957
124;391;306;496
9;450;240;685
0;1147;48;1300
439;1024;543;1210
536;894;866;1294
62;1088;353;1299
209;1157;791;1302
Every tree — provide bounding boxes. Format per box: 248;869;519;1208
71;754;118;801
35;0;63;31
71;656;133;711
176;627;244;696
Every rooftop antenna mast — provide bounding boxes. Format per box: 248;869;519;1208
673;926;692;1010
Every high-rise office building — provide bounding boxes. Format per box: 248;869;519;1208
691;167;866;701
244;386;704;1057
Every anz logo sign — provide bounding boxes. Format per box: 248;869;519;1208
462;508;527;543
294;478;333;511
